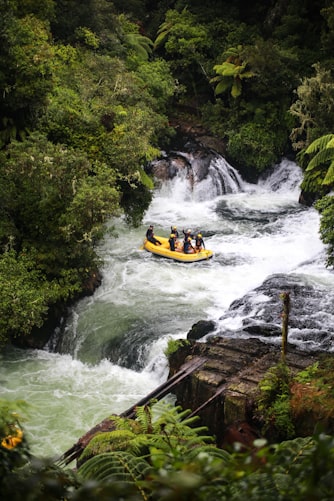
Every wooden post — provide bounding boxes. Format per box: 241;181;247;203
280;292;290;363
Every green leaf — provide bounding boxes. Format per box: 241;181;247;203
304;134;334;155
322;160;334;185
214;79;231;95
306;147;334;171
231;79;242;98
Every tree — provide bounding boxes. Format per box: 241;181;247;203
211;45;254;99
0;10;54;147
154;8;211;95
0;133;123;344
290;64;334;151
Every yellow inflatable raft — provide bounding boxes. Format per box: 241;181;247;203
143;236;213;263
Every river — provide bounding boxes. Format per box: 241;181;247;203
1;155;333;459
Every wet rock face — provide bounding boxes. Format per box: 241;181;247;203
145;135;218;184
187;320;216;340
217;273;334;351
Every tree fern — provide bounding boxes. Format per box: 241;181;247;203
299;133;334;185
304;133;334;156
124;33;153;60
306;147;334;172
78;451;152;499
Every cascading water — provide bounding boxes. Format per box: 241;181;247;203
1;154;333;459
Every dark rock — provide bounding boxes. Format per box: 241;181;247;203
242;322;282;337
187;320;216;340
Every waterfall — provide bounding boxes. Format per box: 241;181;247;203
147;149;245;201
1;155;333;459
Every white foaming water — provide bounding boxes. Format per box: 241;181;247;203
1;156;333;458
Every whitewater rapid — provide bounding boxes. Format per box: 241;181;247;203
1;157;333;458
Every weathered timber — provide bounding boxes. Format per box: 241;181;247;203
57;355;207;465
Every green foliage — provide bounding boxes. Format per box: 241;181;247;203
0;250;61;345
0;10;54;147
227;123;280;172
315;195;334;267
256;363;295;440
290;64;334;151
164;338;190;357
212;45;255;99
302;134;334;184
154;8;211;93
295;362;320;383
2;398;334;500
79;402;214;464
0;133;123;344
297;133;334;203
75;402;334;500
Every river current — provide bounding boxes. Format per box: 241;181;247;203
1;156;333;458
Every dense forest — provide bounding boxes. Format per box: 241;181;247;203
1;0;334;347
1;1;334;498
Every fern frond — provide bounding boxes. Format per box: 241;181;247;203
322;160;334;185
125;33;153;60
304;134;334;155
135;405;153;433
79;429;137;462
306;147;334;171
154;22;173;49
78;450;153;498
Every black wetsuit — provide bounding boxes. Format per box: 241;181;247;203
169;236;176;251
195;236;205;249
146;227;161;245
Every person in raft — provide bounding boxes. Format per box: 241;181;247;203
146;225;161;245
183;236;195;254
169;233;176;251
170;225;179;238
195;233;205;251
183;228;193;239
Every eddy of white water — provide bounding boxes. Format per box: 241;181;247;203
1;157;333;459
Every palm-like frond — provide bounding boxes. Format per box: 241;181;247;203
323;160;334;185
304;133;334;156
154;21;173;49
78;450;152;500
306;146;334;171
124;33;153;60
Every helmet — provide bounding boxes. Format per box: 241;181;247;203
170;233;175;238
187;229;192;233
173;226;177;230
197;233;202;238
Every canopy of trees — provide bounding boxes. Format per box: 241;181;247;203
0;0;334;343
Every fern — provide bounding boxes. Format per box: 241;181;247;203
323;160;334;185
78;451;152;499
304;134;334;155
124;33;153;60
306;147;334;172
